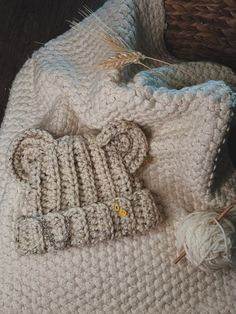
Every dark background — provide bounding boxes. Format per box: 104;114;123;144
0;0;235;124
0;0;106;123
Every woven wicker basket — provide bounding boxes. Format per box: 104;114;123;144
164;0;236;72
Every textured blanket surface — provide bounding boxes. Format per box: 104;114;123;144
0;0;236;313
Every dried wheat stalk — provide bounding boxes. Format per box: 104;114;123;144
99;51;144;70
77;5;189;83
98;33;173;71
79;6;172;69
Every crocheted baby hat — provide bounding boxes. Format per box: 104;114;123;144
10;120;160;255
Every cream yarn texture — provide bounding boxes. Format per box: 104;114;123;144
1;0;236;313
176;212;236;271
39;97;80;137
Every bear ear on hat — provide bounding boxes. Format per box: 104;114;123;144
9;129;55;183
96;120;148;173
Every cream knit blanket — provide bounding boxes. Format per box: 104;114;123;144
0;0;236;313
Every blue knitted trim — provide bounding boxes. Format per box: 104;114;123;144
231;93;236;107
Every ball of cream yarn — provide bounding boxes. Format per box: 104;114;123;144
176;212;236;271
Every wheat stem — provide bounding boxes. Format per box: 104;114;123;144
144;56;172;66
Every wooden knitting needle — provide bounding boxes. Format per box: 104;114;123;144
174;200;236;264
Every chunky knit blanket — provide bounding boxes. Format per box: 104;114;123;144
0;0;236;313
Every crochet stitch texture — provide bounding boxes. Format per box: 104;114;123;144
0;0;236;313
10;121;160;255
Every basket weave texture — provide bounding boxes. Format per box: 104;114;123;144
164;0;236;72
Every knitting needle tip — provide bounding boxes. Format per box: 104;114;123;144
174;200;236;264
174;249;186;264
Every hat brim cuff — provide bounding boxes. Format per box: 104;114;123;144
15;189;161;255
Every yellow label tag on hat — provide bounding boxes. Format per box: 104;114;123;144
119;209;127;218
113;202;127;218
